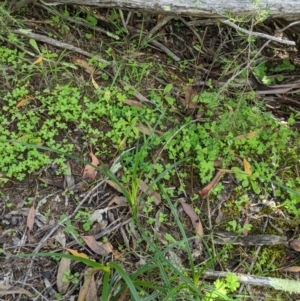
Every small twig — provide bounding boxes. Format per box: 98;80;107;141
125;11;132;26
238;218;269;294
40;0;61;6
111;62;152;103
278;20;300;33
217;39;271;95
94;218;131;240
149;39;181;62
220;19;295;46
127;25;181;62
13;29;111;65
177;16;203;48
141;15;174;46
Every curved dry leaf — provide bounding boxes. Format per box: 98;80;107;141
39;177;64;188
182;85;199;109
85;272;98;301
118;287;129;301
236;129;262;140
243;158;252;176
82;152;99;181
282;266;300;273
123;99;143;108
27;205;35;231
16;96;36;108
53;231;66;247
289;239;300;252
78;269;98;301
199;170;225;198
81;236;109;256
180;201;204;236
135;123;163;137
105;179;124;193
66;248;89;259
108;196;128;207
33;56;43;65
91;75;100;90
0;285;32;297
72;57;94;74
98;242;114;254
57;254;71;294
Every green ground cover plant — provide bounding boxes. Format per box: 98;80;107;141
1;1;300;300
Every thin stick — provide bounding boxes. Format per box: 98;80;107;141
128;25;181;62
13;29;111;65
141;15;174;46
220;19;295;46
278;20;300;33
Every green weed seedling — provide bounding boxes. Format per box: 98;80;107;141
75;210;93;232
204;273;240;301
62;270;79;284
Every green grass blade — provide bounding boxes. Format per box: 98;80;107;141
9;252;109;272
109;262;140;301
101;270;110;301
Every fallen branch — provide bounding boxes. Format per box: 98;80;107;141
202;270;300;293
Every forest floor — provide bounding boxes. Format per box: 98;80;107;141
1;2;300;300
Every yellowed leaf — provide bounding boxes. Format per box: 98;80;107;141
181;85;199;109
57;253;71;294
16;96;35;108
91;75;100;90
82;152;99;181
243;158;252;176
66;248;89;259
33;56;43;65
236;129;262;140
118;137;126;148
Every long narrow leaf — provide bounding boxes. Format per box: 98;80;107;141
9;252;109;272
109;262;140;301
